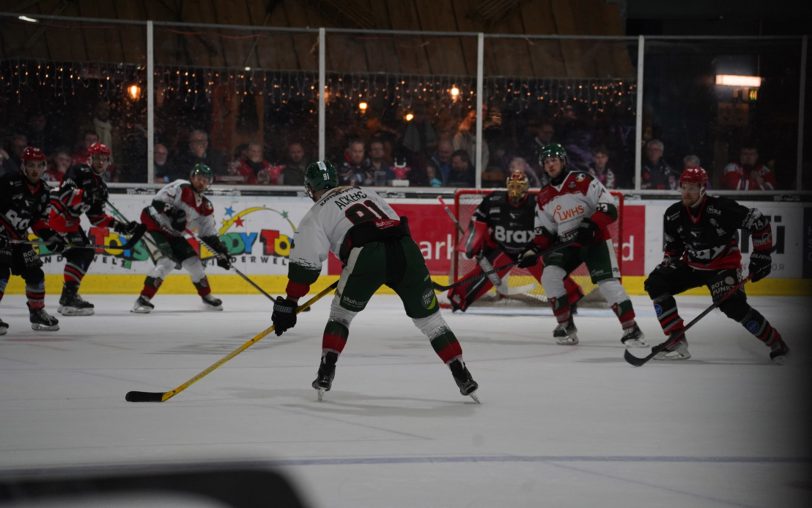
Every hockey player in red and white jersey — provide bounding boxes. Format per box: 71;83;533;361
49;142;140;316
523;143;645;347
644;166;789;362
270;161;478;401
131;163;231;313
448;169;585;313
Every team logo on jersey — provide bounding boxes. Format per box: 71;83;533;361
422;287;437;310
575;173;586;182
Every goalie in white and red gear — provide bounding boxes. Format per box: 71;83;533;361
447;169;584;312
533;143;644;347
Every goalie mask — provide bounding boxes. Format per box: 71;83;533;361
304;160;338;201
506;169;529;204
87;142;111;175
21;146;47;183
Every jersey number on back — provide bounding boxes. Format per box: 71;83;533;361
344;201;389;225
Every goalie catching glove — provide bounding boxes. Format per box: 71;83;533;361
271;297;297;335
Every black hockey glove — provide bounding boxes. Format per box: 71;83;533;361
562;220;600;247
113;220;141;235
748;251;772;282
42;233;68;253
0;234;7;249
517;247;539;268
167;207;187;232
656;256;679;274
272;297;297;336
202;236;231;269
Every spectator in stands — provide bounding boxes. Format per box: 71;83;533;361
446;149;475;188
174;128;228;178
365;138;394;186
25;110;63;154
453;108;489;171
429;139;454;184
588;146;617;189
43;148;72;184
507;156;541;187
424;160;442;187
280;140;308;186
641;139;677;190
239;142;281;185
1;133;28;176
683;154;701;170
401;103;437;163
72;130;99;166
91;101;115;158
338;139;366;186
153;143;182;183
722;145;776;190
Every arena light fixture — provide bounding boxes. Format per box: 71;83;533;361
404;112;414;122
715;74;762;87
126;83;142;101
449;85;460;101
18;15;38;23
358;101;368;113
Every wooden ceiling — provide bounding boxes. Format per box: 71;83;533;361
1;0;634;78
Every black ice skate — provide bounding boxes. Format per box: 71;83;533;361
0;318;8;335
131;296;155;314
201;294;223;310
621;323;647;348
769;339;790;365
29;308;59;331
654;331;691;360
553;319;578;345
449;359;480;403
312;352;337;401
58;286;95;316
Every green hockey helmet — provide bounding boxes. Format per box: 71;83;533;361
190;163;213;180
305;160;338;200
538;143;568;165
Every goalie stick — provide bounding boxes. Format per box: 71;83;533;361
124;280;338;402
624;275;751;367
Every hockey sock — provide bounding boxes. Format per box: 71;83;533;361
0;276;7;304
549;296;572;325
740;309;782;348
63;261;86;287
140;276;163;299
430;330;463;363
322;320;349;354
193;277;212;297
564;277;584;306
611;300;636;329
25;281;45;311
653;294;684;336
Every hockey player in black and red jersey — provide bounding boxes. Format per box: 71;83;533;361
447;168;585;313
0;147;60;333
525;143;645;347
644;166;789;362
131;163;231;313
270;161;478;401
49;142;140;316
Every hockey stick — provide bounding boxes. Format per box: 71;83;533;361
189;230;276;304
106;199;159;263
125;280;339;402
624;275;751;367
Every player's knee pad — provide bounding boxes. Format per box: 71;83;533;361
412;310;449;339
719;293;749;321
643;272;669;298
151;257;176;280
597;278;629;307
181;257;206;283
328;296;358;327
541;264;567;298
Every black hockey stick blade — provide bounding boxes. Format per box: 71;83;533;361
623;348;659;367
125;390;166;402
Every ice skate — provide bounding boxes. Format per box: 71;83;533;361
769;339;790;365
0;318;8;335
553;319;578;345
312;352;337;401
29;308;59;331
58;287;95;316
621;323;647;348
449;359;480;403
131;296;155;314
201;294;223;311
654;332;691;360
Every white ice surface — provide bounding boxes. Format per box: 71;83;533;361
1;293;810;507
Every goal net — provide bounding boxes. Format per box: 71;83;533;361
445;189;625;309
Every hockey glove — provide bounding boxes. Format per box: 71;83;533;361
113;220;141;235
42;233;68;253
0;234;7;249
271;297;297;336
748;251;772;282
517;247;539;268
167;208;187;232
656;255;679;274
562;220;600;247
202;236;231;270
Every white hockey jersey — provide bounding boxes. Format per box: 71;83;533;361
289;186;400;274
147;179;217;237
534;171;615;240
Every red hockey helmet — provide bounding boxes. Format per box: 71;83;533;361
87;142;111;157
22;146;46;162
679;166;708;187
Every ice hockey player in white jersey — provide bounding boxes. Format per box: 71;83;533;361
271;161;479;401
131;163;231;313
522;143;645;347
